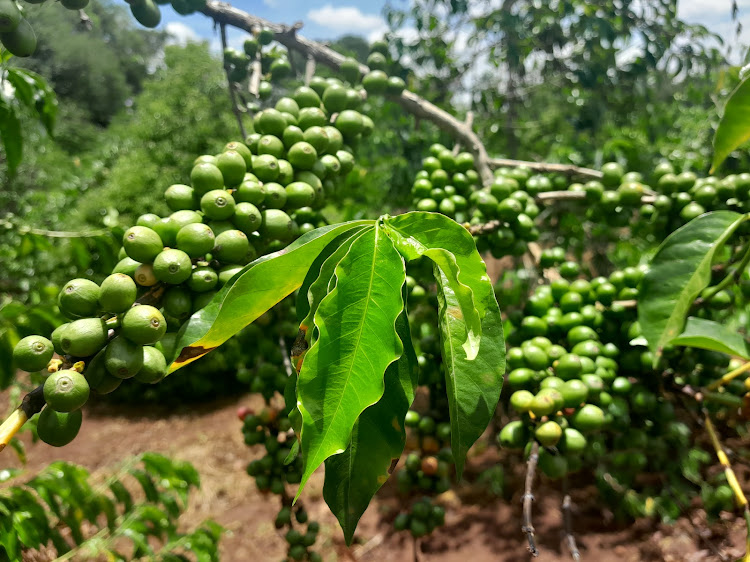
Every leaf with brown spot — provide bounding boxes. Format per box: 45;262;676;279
167;221;372;373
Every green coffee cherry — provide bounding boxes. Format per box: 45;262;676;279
13;335;54;372
164;184;195;211
121;305;166;345
58;279;100;318
176;223;215;258
37;407;82;447
60;318;108;357
201;189;237;220
163;287;193;319
153;249;193;284
188;266;219;293
99;273;137;313
43;369;90;412
123;226;164;263
213;229;252;263
105;336;144;379
134;346;168;384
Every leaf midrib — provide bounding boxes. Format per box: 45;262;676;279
309;226;381;467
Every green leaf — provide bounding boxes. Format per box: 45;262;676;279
7;68;58;134
283;439;300;465
109;480;134;512
296;223;406;498
169;221;372;372
5;69;35;108
323;308;417;544
131;470;159;503
385;212;492;359
0;102;22;175
670;317;750;359
639;211;748;364
435;266;505;478
711;76;750;173
296;227;370;326
295;226;370;367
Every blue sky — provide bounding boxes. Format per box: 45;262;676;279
160;1;750;60
162;1;392;50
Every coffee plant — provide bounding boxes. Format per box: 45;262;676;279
0;452;222;559
2;1;750;560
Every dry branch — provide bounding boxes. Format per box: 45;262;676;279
562;476;581;561
304;55;316;86
201;1;494;185
522;441;540;557
489;158;603;180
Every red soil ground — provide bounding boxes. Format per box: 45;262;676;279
3;391;747;562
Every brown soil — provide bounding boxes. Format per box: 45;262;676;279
3;392;747;562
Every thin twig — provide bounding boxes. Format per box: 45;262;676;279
413;536;424;562
707;361;750;392
218;22;247;139
0;219;110;238
249;52;262;98
562;476;581;561
522;441;540;557
353;533;383;559
452;112;474;155
704;410;750;561
464;190;656;236
489;159;603;180
698;243;750;307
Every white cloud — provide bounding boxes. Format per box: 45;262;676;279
308;4;386;34
165;22;199;46
677;0;750;21
263;0;277;6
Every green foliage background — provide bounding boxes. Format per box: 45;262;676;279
0;0;747;394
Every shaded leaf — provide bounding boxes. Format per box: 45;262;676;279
0;103;22;175
711;76;750;173
435;266;505;478
7;68;58;134
670;316;750;359
639;211;747;364
323;308;417;544
385;212;493;359
296;224;406;498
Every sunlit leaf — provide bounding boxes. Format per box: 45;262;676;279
323;308;417;544
639;211;747;364
296;224;406;498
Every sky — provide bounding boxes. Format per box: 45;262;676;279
160;0;750;61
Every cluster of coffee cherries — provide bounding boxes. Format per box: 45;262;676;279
563;161;750;234
11;271;169;446
239;405;322;562
392;497;446;538
497;255;750;520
